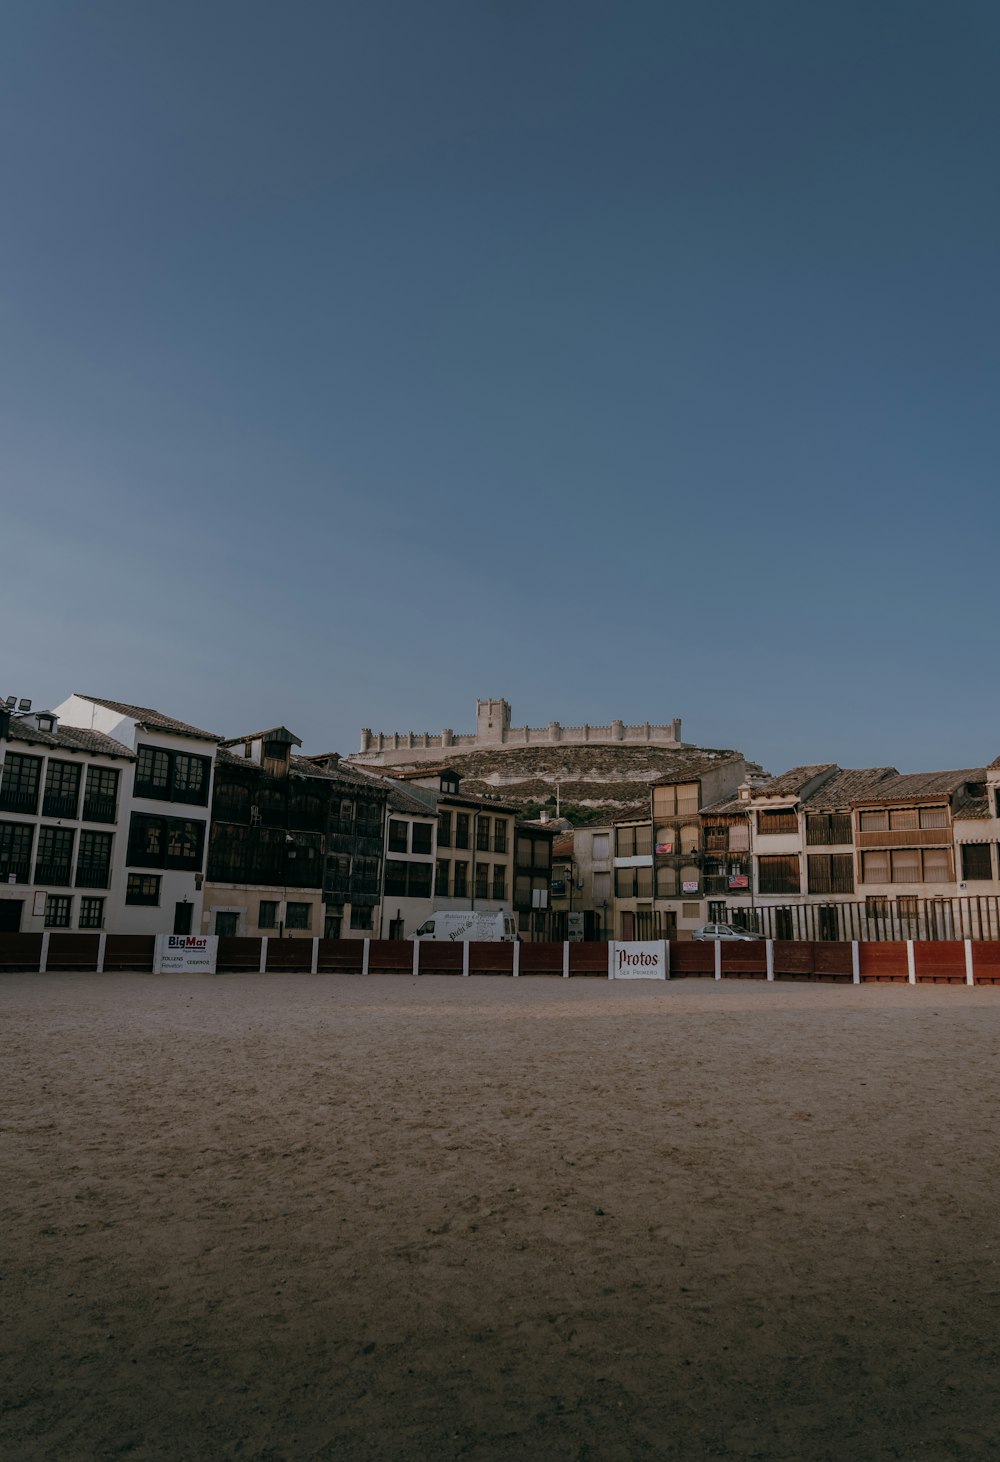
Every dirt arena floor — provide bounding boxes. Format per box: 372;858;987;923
2;973;1000;1462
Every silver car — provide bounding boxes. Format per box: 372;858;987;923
692;922;763;942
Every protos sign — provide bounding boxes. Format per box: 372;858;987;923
609;940;668;980
155;934;218;973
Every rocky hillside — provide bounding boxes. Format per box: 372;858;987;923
374;743;763;817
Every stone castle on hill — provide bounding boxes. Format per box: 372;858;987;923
352;698;685;767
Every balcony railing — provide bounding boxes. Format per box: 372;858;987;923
34;861;72;886
75;863;111;889
43;792;80;818
0;859;30;882
0;789;39;815
83;795;117;823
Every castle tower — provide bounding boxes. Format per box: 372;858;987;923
476;698;511;746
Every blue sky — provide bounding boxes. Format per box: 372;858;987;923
3;0;998;776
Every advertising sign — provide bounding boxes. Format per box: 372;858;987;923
155;934;218;974
682;881;699;893
728;875;749;889
610;940;668;979
655;842;673;854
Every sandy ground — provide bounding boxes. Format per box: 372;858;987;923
2;974;1000;1462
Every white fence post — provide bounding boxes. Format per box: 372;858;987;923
607;942;615;979
39;931;50;973
965;939;975;987
765;939;774;981
512;941;520;977
259;937;268;973
714;941;722;980
907;939;916;985
852;942;860;985
563;942;570;978
412;939;420;977
362;938;370;976
311;937;319;974
463;941;470;977
96;932;107;974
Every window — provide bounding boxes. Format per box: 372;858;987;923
44;894;72;927
84;765;119;821
807;854;855;895
865;895;889;918
592;871;610;900
411;822;433;856
806;813;853;846
859;811;887;832
384;860;432;898
453;862;468;898
76;831;113;888
128;813;205;870
476;817;491;851
758;856;801;895
653;784;698;818
35;826;75;885
43;760;81;817
591;834;609;860
862;849;953;884
285;902;311;930
961;844;993;881
922;848;951;883
616;826;652;858
350;905;372;930
757;809;798;835
126;874;161;905
388;820;408;853
889;809;918;831
262;740;287;762
475;863;489;899
919;806;949;829
259;900;278;928
78;897;105;929
438;812;452;848
615;867;653;898
455;814;470;849
656;865;678;897
896;896;919;917
0;821;34;881
493;820;507;854
440;774;460;795
491;867;506;901
135;745;211;805
435;860;450;897
0;753;42;814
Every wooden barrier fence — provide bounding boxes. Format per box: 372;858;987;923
1;934;999;984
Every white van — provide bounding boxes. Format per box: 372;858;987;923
414;911;519;942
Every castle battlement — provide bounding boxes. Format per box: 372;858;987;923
350;699;683;766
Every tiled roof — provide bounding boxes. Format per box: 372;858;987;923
77;696;222;741
612;803;652;824
219;727;302;749
755;764;839;798
800;767;898;810
953;793;991;822
5;718;135;760
387;765;462;782
850;769;987;805
552;834;575;857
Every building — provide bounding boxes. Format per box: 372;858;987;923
204;727;332;938
548;826;612;940
352;698;684;766
52;694;222;935
305;755;387;939
0;703;135;934
512;820;557;939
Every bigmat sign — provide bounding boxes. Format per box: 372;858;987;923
154;934;218;974
609;940;669;979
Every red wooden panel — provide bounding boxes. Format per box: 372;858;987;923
813;942;854;977
772;941;814;976
265;938;315;972
721;943;768;978
316;938;365;973
670;942;715;975
0;933;43;971
216;936;263;972
416;941;465;974
46;933;100;971
468;941;515;975
914;942;966;983
368;940;412;974
569;942;609;976
519;942;563;976
859;941;908;981
103;935;155;972
972;941;1000;985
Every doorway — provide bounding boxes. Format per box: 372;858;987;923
0;899;23;932
173;901;193;935
215;911;239;936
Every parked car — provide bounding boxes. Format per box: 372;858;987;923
692;923;763;942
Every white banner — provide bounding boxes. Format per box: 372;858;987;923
155;934;218;973
609;940;668;979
